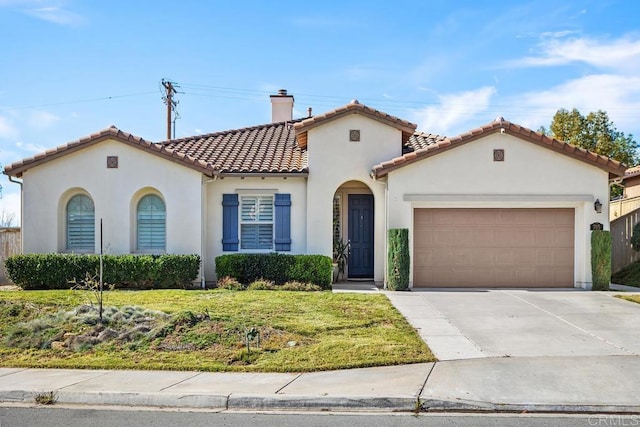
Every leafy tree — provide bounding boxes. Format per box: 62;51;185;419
540;108;638;167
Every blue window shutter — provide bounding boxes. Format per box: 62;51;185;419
222;194;239;251
274;193;291;251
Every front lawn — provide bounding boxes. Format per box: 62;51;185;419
617;295;640;304
0;290;433;372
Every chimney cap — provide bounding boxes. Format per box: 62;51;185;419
271;89;293;99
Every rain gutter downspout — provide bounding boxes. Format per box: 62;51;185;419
201;173;218;288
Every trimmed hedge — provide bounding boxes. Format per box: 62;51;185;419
591;230;611;291
5;254;200;290
387;228;410;291
215;253;332;289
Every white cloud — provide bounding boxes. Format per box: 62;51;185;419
25;6;83;25
506;34;640;72
0;1;84;26
409;86;497;135
28;110;59;129
504;74;640;135
0;189;21;226
0;117;18;140
15;141;48;153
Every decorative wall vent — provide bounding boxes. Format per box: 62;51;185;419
349;129;361;142
107;156;119;168
493;149;504;162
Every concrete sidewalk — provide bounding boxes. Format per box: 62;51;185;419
2;356;640;412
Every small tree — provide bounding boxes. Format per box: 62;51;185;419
387;228;410;291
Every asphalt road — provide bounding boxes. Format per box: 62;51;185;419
0;407;637;427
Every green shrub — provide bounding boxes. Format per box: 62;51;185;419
631;222;640;252
612;261;640;287
215;253;332;289
387;228;410;291
5;254;200;290
591;230;612;291
156;254;201;289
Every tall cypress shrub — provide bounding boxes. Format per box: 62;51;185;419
591;230;611;291
387;228;410;291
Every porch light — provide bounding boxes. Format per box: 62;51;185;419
594;199;602;213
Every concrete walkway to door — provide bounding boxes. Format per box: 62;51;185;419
386;289;640;360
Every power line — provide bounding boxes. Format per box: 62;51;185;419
1;91;157;111
177;82;640;117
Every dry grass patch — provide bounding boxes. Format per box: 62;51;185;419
0;290;433;372
617;295;640;304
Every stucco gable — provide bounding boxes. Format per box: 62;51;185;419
294;101;417;148
372;117;627;179
4;126;215;178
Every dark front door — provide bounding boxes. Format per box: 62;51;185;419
348;194;374;278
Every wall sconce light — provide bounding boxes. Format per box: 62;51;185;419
594;199;602;213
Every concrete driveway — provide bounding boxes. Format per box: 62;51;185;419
386;290;640;360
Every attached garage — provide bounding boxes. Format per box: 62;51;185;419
413;208;575;288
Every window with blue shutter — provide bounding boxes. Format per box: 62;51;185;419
66;194;95;252
137;195;166;251
240;195;274;250
223;192;291;252
222;194;239;251
274;193;291;251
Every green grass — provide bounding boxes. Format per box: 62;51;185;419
0;290;433;372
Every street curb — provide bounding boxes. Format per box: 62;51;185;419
0;390;227;410
420;398;640;414
2;390;640;413
227;394;418;411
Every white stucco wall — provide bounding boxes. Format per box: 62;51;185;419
204;176;307;282
386;132;610;289
306;114;404;283
21;139;202;261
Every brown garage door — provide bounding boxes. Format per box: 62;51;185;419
413;208;574;288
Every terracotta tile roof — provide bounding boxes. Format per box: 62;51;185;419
372;117;628;179
294;101;417;148
162;120;307;175
4;126;215;178
624;165;640;179
403;132;447;154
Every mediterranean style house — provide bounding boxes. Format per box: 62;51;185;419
4;90;626;289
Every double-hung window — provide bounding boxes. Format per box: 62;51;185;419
240;195;273;250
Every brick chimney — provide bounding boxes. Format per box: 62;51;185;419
270;89;294;122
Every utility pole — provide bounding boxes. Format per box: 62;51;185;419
161;79;181;139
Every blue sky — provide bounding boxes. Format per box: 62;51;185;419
1;0;639;223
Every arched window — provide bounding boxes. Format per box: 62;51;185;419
66;194;95;251
137;195;166;251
